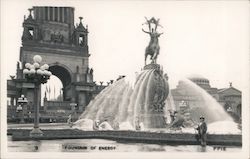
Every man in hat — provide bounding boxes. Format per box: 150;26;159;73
196;116;207;146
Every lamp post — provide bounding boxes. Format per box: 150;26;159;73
23;55;52;137
17;94;28;123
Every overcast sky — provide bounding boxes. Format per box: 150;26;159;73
1;0;249;93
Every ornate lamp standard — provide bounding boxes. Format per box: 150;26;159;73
17;95;28;123
23;55;52;137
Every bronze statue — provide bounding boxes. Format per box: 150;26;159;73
142;17;163;65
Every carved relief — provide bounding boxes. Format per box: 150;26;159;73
51;32;64;43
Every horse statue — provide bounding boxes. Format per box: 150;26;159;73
142;17;163;65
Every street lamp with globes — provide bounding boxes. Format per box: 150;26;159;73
23;55;52;137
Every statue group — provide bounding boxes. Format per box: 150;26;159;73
142;17;163;65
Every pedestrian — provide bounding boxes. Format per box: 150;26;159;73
195;116;207;146
67;114;73;128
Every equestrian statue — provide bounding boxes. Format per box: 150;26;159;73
142;17;163;65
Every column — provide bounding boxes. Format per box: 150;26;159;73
37;8;40;20
58;7;60;22
10;97;14;106
78;92;86;112
47;7;50;20
49;7;52;21
42;7;45;20
65;8;68;24
71;8;74;26
52;7;55;21
13;98;17;106
34;7;38;19
62;7;65;23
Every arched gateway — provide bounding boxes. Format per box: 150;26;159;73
7;7;104;122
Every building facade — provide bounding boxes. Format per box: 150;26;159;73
7;7;105;123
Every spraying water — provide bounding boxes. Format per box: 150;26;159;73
180;78;233;123
76;64;170;129
73;69;239;134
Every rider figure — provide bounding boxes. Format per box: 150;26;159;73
142;17;163;65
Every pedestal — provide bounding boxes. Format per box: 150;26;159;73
141;63;169;128
20;111;25;124
30;128;44;137
20;118;25;124
144;63;161;70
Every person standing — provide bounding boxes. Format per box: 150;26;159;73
67;114;73;128
196;116;207;146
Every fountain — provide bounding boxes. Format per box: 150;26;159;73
77;66;169;130
73;17;240;135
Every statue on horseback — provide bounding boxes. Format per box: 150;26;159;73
142;17;163;65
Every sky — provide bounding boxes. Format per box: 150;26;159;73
1;0;249;97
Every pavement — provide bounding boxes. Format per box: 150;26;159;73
8;123;70;129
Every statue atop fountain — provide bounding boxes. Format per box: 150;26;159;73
75;17;170;129
142;17;163;65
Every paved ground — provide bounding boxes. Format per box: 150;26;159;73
8;123;70;129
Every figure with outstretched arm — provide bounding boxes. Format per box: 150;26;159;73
157;32;164;37
155;18;163;31
142;28;151;34
143;17;152;32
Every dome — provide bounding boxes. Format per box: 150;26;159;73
187;74;210;86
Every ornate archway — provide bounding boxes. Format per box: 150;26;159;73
49;64;72;87
48;64;72;101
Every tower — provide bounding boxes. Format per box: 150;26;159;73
17;6;95;112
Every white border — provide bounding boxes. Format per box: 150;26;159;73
1;0;249;159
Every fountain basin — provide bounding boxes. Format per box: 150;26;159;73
8;129;241;146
